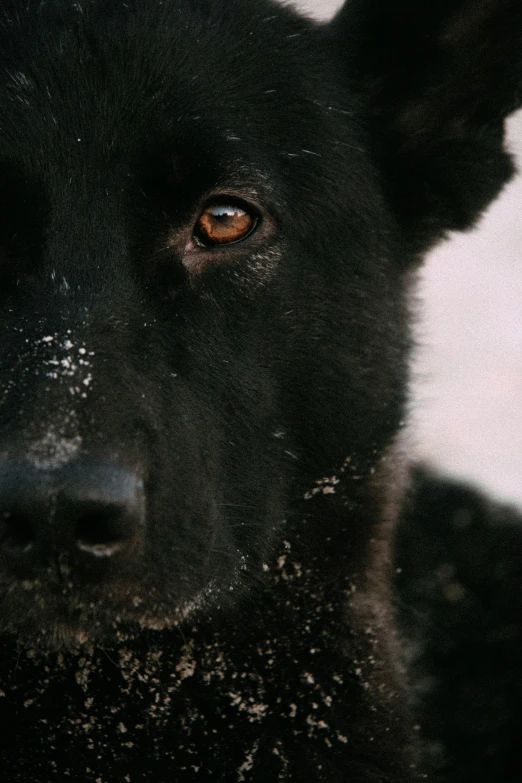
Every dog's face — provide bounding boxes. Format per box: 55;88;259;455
0;0;519;647
0;0;405;645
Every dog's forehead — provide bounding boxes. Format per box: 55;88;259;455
0;0;321;161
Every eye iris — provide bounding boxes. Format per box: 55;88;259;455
196;205;255;245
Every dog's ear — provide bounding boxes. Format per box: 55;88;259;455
329;0;522;252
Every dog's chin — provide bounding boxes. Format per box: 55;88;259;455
11;619;102;653
0;580;217;653
2;607;185;653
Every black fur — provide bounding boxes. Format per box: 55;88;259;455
397;470;522;782
0;1;520;781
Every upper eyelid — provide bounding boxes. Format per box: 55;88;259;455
193;197;261;227
199;193;260;210
207;204;247;215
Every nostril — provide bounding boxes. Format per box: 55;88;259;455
75;508;131;558
0;458;145;574
0;512;35;553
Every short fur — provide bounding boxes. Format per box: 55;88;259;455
0;1;520;781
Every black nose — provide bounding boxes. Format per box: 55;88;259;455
0;459;145;579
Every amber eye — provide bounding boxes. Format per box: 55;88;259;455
194;203;258;247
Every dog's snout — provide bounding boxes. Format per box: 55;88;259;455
0;459;145;578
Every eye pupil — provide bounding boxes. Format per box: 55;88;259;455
195;203;257;246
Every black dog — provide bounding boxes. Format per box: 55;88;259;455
0;1;521;780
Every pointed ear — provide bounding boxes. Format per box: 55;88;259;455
330;0;522;251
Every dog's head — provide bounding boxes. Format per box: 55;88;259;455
0;0;520;646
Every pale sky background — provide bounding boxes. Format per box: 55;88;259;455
291;0;522;506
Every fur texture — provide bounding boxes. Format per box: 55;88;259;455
0;1;520;780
